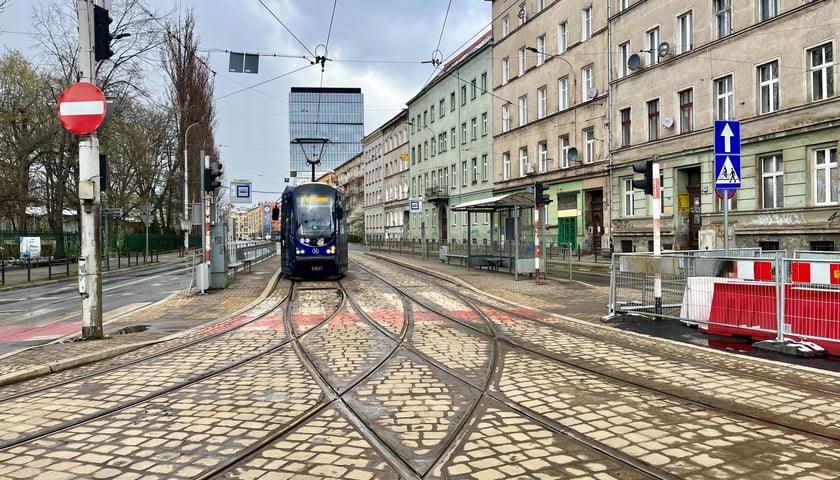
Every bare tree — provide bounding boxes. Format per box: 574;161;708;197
0;51;57;231
163;9;217;228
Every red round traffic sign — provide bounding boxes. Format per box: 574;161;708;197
716;188;736;200
57;82;106;135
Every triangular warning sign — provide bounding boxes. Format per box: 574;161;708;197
716;156;740;184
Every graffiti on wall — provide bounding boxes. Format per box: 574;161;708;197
747;213;806;227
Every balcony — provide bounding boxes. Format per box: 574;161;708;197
425;187;449;204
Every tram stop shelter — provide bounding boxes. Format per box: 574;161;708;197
450;192;538;279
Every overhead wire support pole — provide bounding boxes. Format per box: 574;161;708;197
183;122;203;252
77;0;103;340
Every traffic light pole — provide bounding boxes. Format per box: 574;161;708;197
534;202;541;284
652;161;662;318
77;0;103;340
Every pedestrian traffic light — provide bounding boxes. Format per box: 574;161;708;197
534;182;552;206
204;161;223;192
93;5;114;61
632;160;654;195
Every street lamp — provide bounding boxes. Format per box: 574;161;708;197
183;122;204;251
526;47;576;105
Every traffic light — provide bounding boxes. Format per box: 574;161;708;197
534;182;552;206
93;5;114;61
632;160;654;195
204;161;223;192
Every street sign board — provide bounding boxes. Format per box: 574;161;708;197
230;179;252;204
409;198;422;212
714;120;741;189
57;82;107;134
714;155;741;188
714;120;740;155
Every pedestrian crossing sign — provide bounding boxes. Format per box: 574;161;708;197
714;155;741;188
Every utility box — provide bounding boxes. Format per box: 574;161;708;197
210;222;227;289
195;263;209;291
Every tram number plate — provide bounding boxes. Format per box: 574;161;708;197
311;266;323;271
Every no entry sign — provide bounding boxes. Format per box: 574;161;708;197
57;82;106;135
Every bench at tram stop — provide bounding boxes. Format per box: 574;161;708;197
227;258;253;277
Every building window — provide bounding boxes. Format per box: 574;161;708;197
423;110;427;127
646;27;660;66
423;141;429;160
758;61;779;114
582;66;594;100
482;154;488;181
809;43;835;102
518;95;528;127
518;47;526;76
716;75;734;120
537;0;545;12
761;154;784;209
503;152;511;180
519;147;529;176
461;122;467;144
558;22;568;53
471;117;477;140
560;135;570;169
715;0;731;39
501;57;510;85
518;3;527;25
471;79;477;99
472;157;478;183
620;108;631;147
450;127;456;148
647;99;660;141
481;112;488;136
814;147;838;205
450;92;456;111
439;99;445;118
537;86;547;119
538;141;548;172
581;6;592;42
536;35;546;66
558;77;569;110
439;132;447;152
619;41;631;78
584;129;595;163
619;0;629;12
430;105;435;123
462;161;468;187
679;88;693;133
451;164;456;189
502;15;509;36
502;104;511;132
677;10;693;53
480;72;487;94
431;137;436;156
759;0;778;21
461;85;467;105
623;178;636;216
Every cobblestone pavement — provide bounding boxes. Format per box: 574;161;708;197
1;250;840;479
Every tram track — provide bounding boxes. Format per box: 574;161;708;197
353;255;840;478
1;256;839;478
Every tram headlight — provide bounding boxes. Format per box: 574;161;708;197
296;248;305;255
326;245;336;255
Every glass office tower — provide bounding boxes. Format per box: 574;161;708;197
289;87;364;183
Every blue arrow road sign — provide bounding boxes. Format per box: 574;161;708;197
714;120;740;155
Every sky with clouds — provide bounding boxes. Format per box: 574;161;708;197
1;0;492;205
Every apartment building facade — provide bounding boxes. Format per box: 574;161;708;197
610;0;839;253
406;31;494;244
380;111;411;240
491;0;611;253
362;129;385;242
323;152;364;239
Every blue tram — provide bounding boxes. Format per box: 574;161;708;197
276;182;348;277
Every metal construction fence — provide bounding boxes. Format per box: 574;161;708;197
606;250;840;356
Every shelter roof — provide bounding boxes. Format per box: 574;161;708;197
451;192;533;212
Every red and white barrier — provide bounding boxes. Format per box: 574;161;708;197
791;262;840;285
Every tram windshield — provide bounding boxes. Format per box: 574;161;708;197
295;193;334;244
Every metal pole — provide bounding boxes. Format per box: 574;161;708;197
652;160;662;318
77;0;103;340
200;150;208;293
184;122;201;252
534;203;540;283
723;189;729;254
